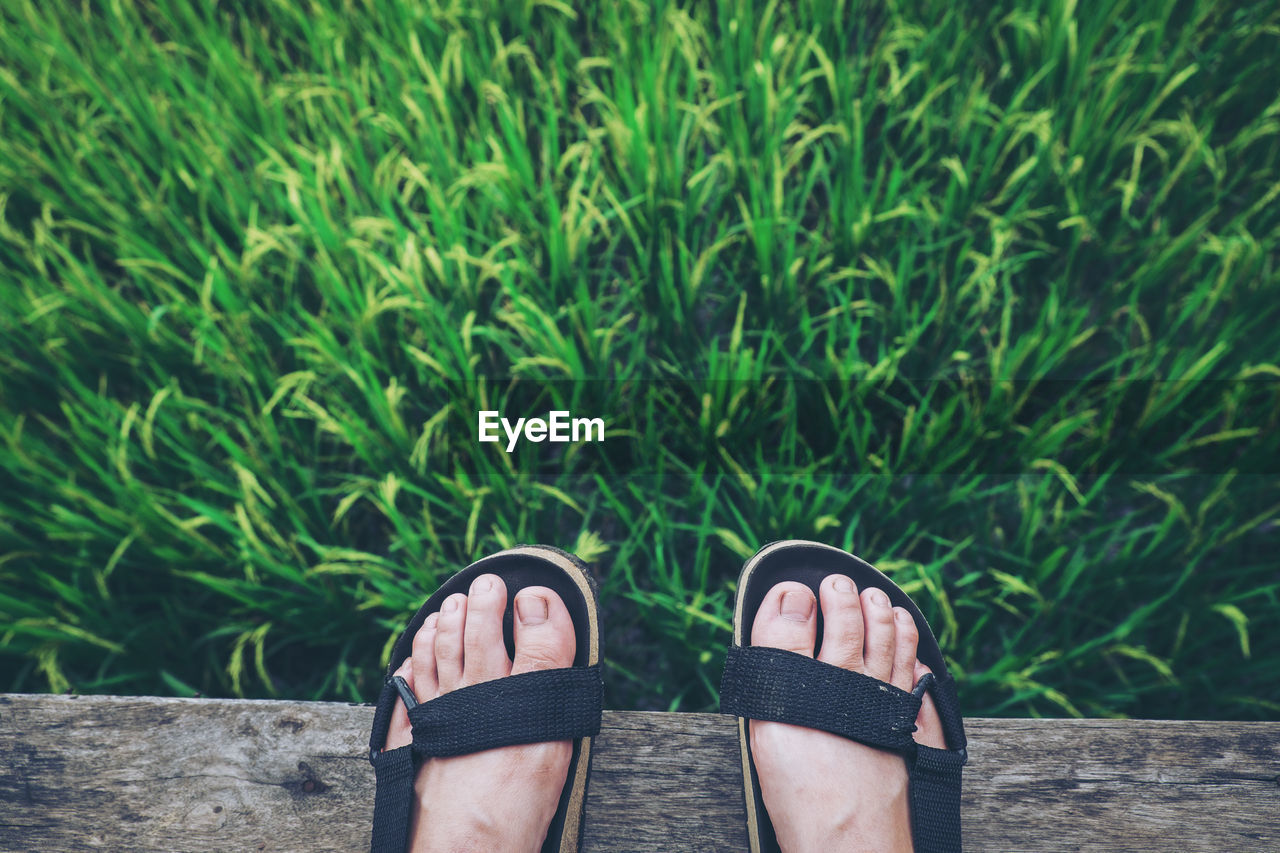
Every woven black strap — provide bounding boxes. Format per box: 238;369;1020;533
368;663;603;852
911;744;965;853
720;644;966;852
408;664;603;756
720;645;922;750
369;745;416;853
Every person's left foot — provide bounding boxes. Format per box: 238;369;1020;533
382;573;577;853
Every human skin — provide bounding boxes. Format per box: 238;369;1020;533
381;572;946;852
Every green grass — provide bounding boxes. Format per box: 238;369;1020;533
1;0;1278;719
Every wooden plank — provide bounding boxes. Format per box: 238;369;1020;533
0;694;1277;852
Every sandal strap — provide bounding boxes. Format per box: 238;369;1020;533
910;743;966;853
408;664;604;756
907;672;967;853
369;745;416;853
926;669;968;755
367;663;602;853
720;645;921;751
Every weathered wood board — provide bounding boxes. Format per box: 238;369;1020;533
1;694;1277;851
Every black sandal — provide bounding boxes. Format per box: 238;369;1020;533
368;545;604;853
719;540;968;853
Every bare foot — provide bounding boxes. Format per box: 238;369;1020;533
383;574;576;852
749;576;949;853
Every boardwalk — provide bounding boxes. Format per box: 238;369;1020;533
1;694;1277;851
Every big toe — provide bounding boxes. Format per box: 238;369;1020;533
511;586;576;673
751;581;818;656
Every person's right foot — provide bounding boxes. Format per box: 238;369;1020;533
382;573;577;853
748;575;949;853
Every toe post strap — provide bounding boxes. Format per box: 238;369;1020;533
911;670;936;701
391;675;419;711
910;670;967;765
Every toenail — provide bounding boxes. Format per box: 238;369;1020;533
870;590;889;607
833;576;855;593
780;590;814;620
444;596;460;613
895;609;912;623
516;593;549;625
424;613;439;629
475;576;494;593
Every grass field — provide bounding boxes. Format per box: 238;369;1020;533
1;0;1278;720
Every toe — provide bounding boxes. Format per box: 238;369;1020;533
462;574;512;685
912;662;949;749
410;612;441;700
889;608;918;691
860;587;896;680
816;574;865;671
510;586;577;674
751;581;817;656
434;592;468;692
384;658;414;751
